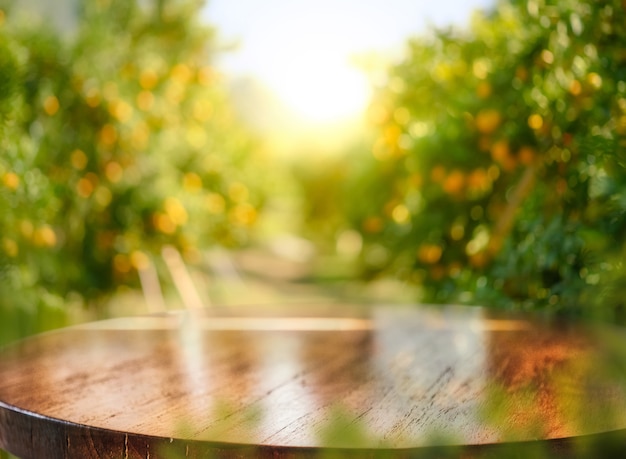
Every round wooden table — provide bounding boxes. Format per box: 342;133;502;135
1;304;626;458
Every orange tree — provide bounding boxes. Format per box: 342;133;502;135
343;0;626;319
0;27;63;341
0;0;266;340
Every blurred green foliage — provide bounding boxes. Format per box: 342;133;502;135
0;0;266;342
8;0;624;338
305;0;626;320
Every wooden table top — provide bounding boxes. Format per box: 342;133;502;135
2;304;626;458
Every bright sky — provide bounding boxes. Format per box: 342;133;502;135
203;0;494;125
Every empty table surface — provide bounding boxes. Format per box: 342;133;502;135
2;304;626;458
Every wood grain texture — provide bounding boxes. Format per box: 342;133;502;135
2;304;626;458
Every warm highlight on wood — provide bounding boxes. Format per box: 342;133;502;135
2;304;626;458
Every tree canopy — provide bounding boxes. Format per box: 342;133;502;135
0;0;267;341
340;0;626;320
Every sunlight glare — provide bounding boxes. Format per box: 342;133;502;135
257;25;372;125
207;0;497;127
207;1;378;127
269;57;371;125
